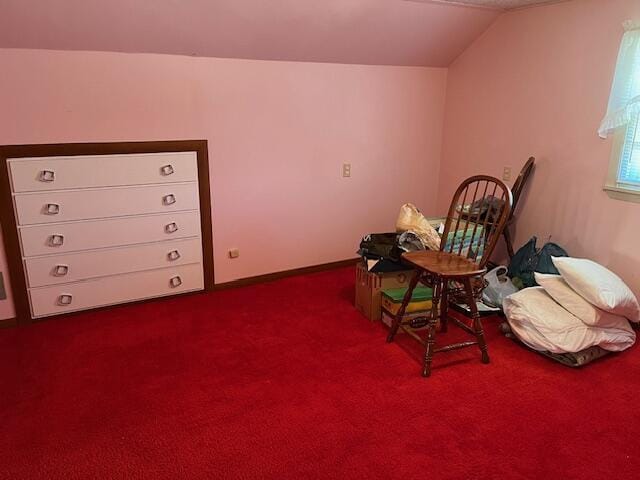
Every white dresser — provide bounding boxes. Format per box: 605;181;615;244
5;150;207;319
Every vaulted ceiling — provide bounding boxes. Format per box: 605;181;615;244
0;0;563;67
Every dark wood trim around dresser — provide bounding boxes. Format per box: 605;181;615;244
0;149;31;326
0;140;214;326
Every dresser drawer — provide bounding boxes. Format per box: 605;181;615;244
8;152;198;192
28;263;204;318
13;183;200;226
19;211;202;257
24;237;203;287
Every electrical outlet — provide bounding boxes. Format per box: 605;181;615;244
502;166;512;182
228;248;240;259
342;163;351;178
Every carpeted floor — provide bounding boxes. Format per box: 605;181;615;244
1;266;640;479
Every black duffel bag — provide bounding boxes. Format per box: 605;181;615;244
357;233;404;263
508;236;568;288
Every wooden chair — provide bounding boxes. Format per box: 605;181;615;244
387;176;512;377
503;157;535;258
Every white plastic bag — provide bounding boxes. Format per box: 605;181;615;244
482;266;518;308
395;203;441;251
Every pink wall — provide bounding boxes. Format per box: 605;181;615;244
0;48;447;320
439;0;640;292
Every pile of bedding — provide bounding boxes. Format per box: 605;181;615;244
503;257;638;354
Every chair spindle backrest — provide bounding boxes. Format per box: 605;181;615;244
440;175;513;269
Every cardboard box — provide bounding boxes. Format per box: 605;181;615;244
355;262;415;321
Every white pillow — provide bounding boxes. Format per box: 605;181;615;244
552;257;640;323
503;287;635;353
535;273;629;328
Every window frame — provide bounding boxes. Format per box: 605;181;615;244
604;111;640;203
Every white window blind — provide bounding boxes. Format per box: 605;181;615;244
618;113;640;186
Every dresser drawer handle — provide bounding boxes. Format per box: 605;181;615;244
161;164;175;176
169;276;183;288
53;264;69;276
168;250;181;261
165;222;179;234
57;294;73;306
45;203;60;215
39;170;55;182
49;234;65;247
163;194;176;205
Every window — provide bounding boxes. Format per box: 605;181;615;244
617;114;640;188
600;21;640;201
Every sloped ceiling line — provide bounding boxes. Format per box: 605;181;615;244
406;0;571;11
0;1;574;66
0;0;504;66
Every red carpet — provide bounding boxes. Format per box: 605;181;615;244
1;266;639;479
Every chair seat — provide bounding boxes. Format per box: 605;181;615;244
402;251;486;278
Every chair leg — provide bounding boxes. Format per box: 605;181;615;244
440;280;448;333
463;278;490;364
422;318;438;378
422;279;441;377
387;271;421;343
503;226;515;259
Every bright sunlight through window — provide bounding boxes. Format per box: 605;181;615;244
600;21;640;200
617;114;640;187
